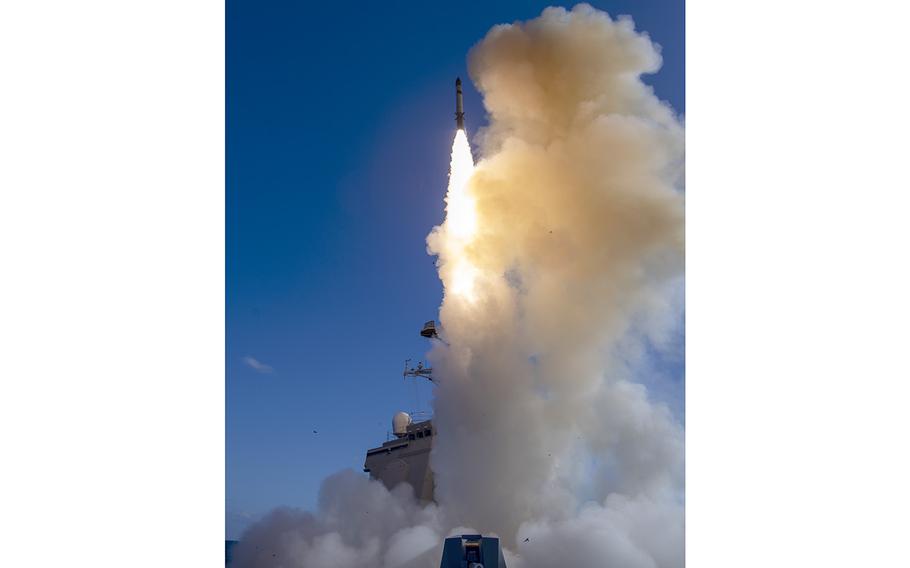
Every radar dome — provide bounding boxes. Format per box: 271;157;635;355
392;411;412;438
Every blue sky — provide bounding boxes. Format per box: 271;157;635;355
227;0;684;539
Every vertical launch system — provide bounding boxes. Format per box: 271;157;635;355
440;535;507;568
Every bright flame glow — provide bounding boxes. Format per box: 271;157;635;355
445;129;477;239
442;129;479;301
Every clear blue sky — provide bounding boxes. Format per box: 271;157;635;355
227;0;684;539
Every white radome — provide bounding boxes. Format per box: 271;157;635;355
392;411;412;438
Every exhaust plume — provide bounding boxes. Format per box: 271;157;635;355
232;4;685;567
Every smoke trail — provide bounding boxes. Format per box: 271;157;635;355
232;5;684;567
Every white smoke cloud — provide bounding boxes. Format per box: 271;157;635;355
232;4;685;567
230;471;446;568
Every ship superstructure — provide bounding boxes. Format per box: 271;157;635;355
362;321;441;502
363;414;435;502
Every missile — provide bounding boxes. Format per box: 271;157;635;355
455;77;465;131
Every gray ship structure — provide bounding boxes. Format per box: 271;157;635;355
363;320;440;502
363;412;436;502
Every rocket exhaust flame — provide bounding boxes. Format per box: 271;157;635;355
438;129;477;301
232;6;685;568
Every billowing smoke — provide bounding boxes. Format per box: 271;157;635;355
232;4;685;567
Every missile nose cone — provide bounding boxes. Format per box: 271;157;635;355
456;77;462;86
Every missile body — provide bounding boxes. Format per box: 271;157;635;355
455;77;465;130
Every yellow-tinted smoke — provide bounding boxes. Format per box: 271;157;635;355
427;4;685;560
